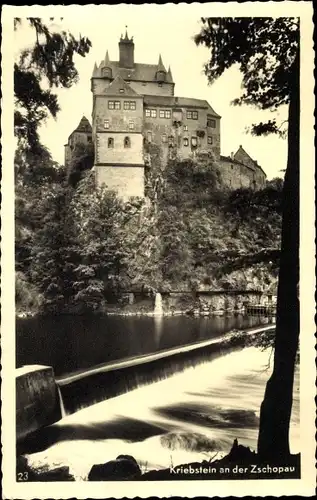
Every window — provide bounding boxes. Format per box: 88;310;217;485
162;134;167;143
108;137;114;148
124;136;131;148
159;109;171;119
145;109;157;118
207;118;216;128
187;110;198;120
108;100;121;110
191;136;197;147
183;125;188;132
184;138;189;147
104;119;109;129
87;136;92;143
119;88;124;93
147;131;152;143
129;120;135;130
207;136;213;144
124;101;136;110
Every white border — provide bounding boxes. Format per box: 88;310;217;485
1;3;315;497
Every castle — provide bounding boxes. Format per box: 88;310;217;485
64;31;267;199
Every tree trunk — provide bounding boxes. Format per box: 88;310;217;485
257;51;299;460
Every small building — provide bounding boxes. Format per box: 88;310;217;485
64;116;93;170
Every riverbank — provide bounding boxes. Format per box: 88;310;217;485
18;346;299;481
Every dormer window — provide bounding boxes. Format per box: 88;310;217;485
102;67;112;78
119;88;124;93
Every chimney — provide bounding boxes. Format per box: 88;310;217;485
119;31;134;68
230;152;234;159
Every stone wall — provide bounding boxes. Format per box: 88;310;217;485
96;132;144;165
16;365;61;441
143;107;221;162
218;158;267;190
94;95;144;134
95;165;144;199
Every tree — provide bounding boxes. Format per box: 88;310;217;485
195;17;299;459
14;18;91;154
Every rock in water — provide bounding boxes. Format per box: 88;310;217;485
88;455;141;481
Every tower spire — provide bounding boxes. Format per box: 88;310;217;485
104;50;110;65
157;54;166;72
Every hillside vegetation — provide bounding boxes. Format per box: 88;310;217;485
15;145;283;315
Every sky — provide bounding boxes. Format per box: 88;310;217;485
14;4;290;180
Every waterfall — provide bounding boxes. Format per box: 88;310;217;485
153;292;163;315
57;385;67;418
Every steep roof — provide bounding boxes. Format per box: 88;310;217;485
234;145;267;177
93;61;174;84
100;74;140;96
143;95;221;117
74;116;92;133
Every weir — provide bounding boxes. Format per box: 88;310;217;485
16;325;274;443
56;325;274;416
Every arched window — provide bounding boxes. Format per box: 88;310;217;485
108;137;114;148
124;136;131;148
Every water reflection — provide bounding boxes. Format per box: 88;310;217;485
16;314;271;377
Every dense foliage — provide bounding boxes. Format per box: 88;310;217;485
14;18;91;154
16;144;283;314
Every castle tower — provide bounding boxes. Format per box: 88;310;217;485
119;30;134;68
92;72;145;200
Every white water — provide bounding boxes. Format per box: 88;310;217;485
26;347;300;481
153;292;163;315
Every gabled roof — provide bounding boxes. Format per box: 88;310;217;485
92;61;174;84
143;95;221;117
234;146;267;176
234;145;255;164
100;74;140;96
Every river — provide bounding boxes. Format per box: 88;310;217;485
22;347;299;481
16;313;272;377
